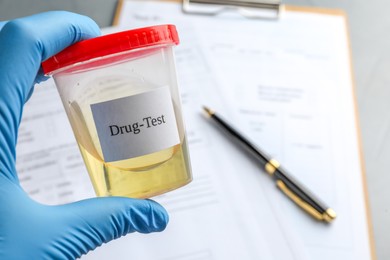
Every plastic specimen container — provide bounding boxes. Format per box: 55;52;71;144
42;25;192;198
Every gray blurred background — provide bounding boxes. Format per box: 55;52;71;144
0;0;389;259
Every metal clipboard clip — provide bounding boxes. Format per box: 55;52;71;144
182;0;281;19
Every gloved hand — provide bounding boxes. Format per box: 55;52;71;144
0;11;168;259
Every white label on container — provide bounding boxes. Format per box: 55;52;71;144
91;86;180;162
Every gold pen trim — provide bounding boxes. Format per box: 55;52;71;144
265;159;280;176
323;208;337;222
276;180;326;222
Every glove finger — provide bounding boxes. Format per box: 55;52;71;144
0;21;7;31
55;197;169;258
0;11;100;102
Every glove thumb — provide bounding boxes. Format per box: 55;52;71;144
51;197;168;258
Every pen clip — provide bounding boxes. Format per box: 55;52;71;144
276;180;326;222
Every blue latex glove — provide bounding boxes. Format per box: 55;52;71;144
0;12;168;259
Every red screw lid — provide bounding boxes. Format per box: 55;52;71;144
42;24;179;74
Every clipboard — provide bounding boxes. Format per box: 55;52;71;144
182;0;281;19
112;1;376;259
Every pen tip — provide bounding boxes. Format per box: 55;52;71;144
202;106;215;117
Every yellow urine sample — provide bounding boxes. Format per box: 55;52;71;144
78;138;192;198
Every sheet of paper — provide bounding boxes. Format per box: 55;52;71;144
201;11;371;260
114;1;372;259
17;28;307;260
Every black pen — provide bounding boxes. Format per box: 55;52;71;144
203;106;336;223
